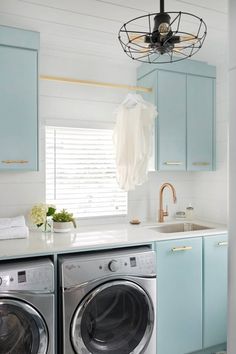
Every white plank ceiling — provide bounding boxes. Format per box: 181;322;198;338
0;0;228;65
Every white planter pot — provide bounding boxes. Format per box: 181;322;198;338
53;221;73;233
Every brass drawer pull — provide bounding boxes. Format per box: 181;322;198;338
192;162;210;166
164;161;183;166
218;241;228;246
1;160;29;164
172;246;193;252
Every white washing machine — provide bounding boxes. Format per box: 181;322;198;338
0;258;55;354
59;246;156;354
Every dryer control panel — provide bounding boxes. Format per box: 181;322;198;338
61;247;156;288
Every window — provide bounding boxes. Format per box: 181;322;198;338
46;126;127;218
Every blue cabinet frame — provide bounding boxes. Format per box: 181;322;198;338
155;234;228;354
137;58;216;172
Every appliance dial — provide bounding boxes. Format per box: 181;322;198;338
108;260;119;272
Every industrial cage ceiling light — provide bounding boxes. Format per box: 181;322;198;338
118;0;207;64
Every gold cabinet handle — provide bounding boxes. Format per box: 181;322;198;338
1;160;29;164
164;161;183;166
218;241;228;246
172;246;193;252
192;162;210;166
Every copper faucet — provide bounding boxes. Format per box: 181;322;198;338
158;183;177;223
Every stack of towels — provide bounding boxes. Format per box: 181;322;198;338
0;216;29;240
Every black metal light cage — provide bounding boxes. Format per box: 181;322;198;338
118;0;207;64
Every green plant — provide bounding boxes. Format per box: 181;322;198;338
52;209;76;228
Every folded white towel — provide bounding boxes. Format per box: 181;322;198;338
0;226;29;240
0;216;26;230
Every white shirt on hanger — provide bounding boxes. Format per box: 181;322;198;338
113;93;158;191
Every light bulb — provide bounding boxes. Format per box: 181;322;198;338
158;22;170;35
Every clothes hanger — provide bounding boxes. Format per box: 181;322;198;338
122;93;145;108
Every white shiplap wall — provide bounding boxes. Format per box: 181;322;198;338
0;48;196;222
0;52;138;220
0;52;228;224
0;0;228;224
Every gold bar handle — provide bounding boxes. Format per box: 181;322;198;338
164;161;183;166
218;241;228;246
1;160;29;164
172;246;193;252
192;162;210;166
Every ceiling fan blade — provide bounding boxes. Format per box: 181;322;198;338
140;48;151;52
173;48;183;53
179;35;199;43
129;34;145;42
129;33;149;45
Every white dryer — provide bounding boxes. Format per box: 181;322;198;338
59;246;156;354
0;258;55;354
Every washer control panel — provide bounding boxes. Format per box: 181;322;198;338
61;247;156;287
0;259;54;292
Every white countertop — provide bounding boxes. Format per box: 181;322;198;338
0;219;227;260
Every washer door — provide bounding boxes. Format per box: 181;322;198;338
0;299;48;354
71;280;154;354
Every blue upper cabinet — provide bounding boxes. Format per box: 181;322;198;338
137;59;216;171
203;234;228;348
0;26;39;171
187;75;215;171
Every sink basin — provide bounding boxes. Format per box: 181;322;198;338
150;223;212;234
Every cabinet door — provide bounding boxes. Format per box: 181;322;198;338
187;75;215;171
203;234;228;347
157;71;186;171
138;73;157;171
156;238;202;354
0;45;38;170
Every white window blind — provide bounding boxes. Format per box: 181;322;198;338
46;126;127;218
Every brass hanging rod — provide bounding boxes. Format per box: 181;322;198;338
40;75;152;93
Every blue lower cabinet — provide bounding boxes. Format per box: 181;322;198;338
189;343;226;354
156;238;203;354
203;235;228;348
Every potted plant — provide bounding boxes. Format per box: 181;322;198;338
52;209;77;233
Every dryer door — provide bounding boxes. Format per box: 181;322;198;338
71;280;154;354
0;299;48;354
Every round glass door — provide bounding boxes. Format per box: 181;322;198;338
0;299;48;354
71;280;154;354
